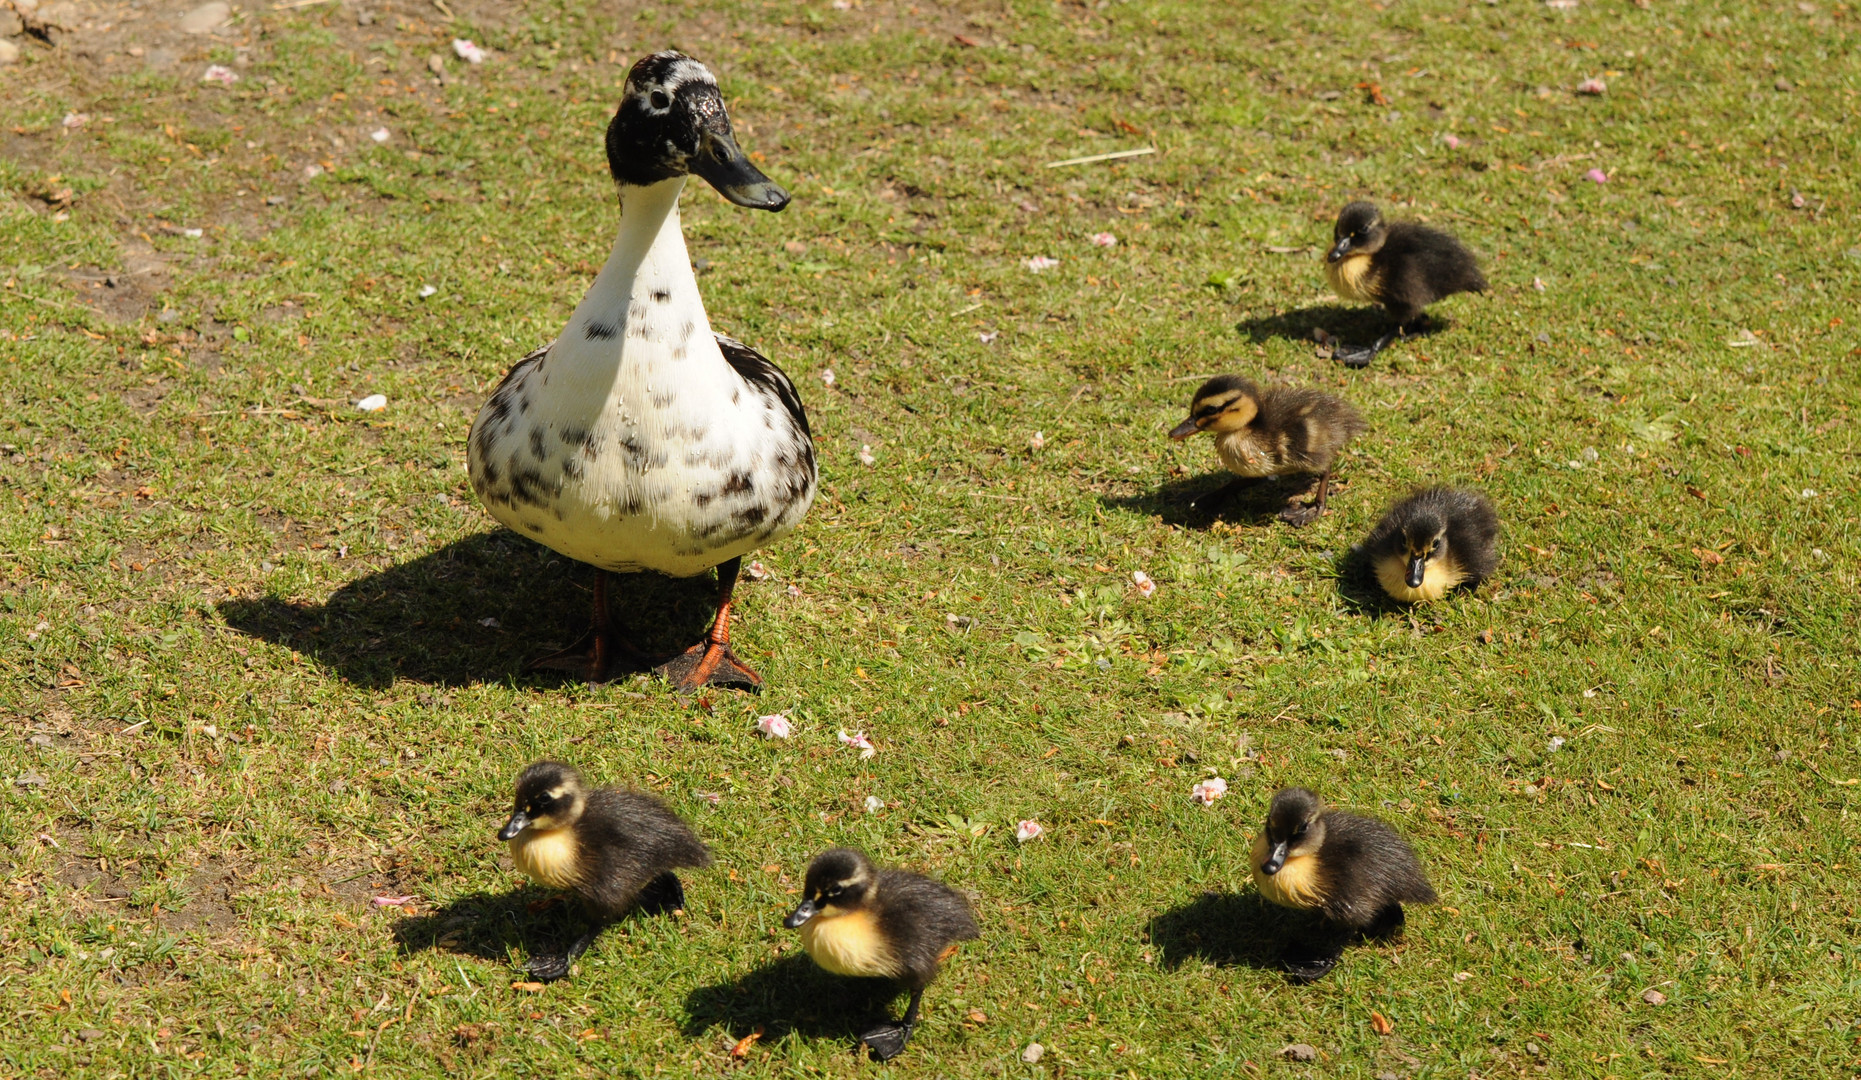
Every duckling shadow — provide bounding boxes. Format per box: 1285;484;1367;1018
216;532;719;688
1103;473;1317;530
681;954;904;1044
1147;891;1301;973
1235;305;1445;348
389;888;587;965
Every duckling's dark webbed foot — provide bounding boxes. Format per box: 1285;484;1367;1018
634;872;687;917
1281;939;1344;984
525;929;598;983
1333;332;1397;369
1276;472;1337;527
858;1021;916;1062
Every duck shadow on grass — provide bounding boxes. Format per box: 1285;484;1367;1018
681;954;907;1046
389;887;590;966
1235;304;1446;350
1147;891;1295;973
217;532;721;688
1103;472;1325;531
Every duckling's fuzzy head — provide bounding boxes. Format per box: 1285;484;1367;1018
1258;787;1328;875
1169;374;1261;441
783;847;878;928
1328;201;1387;263
606;51;790;210
1392;512;1449;589
498;760;589;841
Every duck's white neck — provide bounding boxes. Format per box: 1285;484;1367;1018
554;177;715;390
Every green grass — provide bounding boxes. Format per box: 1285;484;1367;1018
2;0;1857;1076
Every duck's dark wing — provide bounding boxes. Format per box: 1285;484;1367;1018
716;333;813;439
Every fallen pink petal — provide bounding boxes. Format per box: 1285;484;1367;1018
1190;777;1228;806
979;330;999;344
1132;570;1157;598
693;791;722;807
1015;820;1045;843
1586;168;1609;183
452;39;487;64
201;65;239;85
1088;232;1117;247
1029;431;1045;453
838;729;877;760
371;895;416;907
820;368;836;387
754;714;792;739
1576;77;1607;95
865;796;884;814
1443;133;1463;149
1025;256;1059;272
62;113;90;130
785;583;802;598
746;560;771;581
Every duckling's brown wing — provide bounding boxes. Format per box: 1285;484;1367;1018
1316;811;1436;929
874;869;980;989
1441;488;1501;585
1379;223;1487;321
1259;388;1367;474
576;789;712;917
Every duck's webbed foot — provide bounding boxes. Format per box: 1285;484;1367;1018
1277;472;1336;527
1334;332;1397;369
1281;937;1345;984
657;557;763;693
528;571;651;685
526;928;599;983
858;1021;916;1062
634;872;687;917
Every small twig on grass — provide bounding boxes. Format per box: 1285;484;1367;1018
1043;147;1156;169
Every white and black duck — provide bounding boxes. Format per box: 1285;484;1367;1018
467;52;817;692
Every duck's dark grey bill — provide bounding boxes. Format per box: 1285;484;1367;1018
1260;841;1289;876
782;898;819;929
497;811;529;842
1326;237;1353;263
1168;418;1201;441
1405;556;1428;589
693;130;790;210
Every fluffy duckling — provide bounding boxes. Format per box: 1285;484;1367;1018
1251;787;1436;982
1325;200;1487;367
1169;374;1367;526
783;848;980;1061
1361;487;1500;603
498;760;711;981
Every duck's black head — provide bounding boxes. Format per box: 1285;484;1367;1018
1328;201;1386;263
1169;374;1261;441
1396;511;1448;588
783;847;877;928
606;51;789;210
498;760;589;841
1258;787;1327;875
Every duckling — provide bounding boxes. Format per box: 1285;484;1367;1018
1251;787;1436;982
1169;375;1367;526
468;52;817;692
1361;486;1500;603
1324;200;1487;367
497;760;711;981
783;848;980;1061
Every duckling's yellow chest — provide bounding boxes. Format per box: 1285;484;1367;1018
510;828;583;891
1373;553;1466;603
1214;429;1286;477
1325;254;1381;304
799;907;902;979
1251;833;1327;910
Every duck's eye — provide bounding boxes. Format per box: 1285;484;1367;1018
650;89;671;110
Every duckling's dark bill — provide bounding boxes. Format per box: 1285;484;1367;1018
693;130;790;210
497;811;531;842
1168;418;1201;441
782;898;818;928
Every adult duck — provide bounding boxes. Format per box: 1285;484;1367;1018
468;52;817;691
